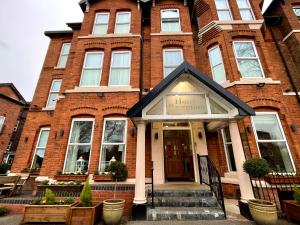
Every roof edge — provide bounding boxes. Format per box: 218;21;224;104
66;22;82;30
44;30;74;38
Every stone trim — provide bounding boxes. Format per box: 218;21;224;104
151;32;193;36
78;34;141;39
282;30;300;42
222;78;281;88
65;86;140;93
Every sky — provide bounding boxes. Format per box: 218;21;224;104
0;0;273;101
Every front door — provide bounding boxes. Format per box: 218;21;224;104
163;130;195;181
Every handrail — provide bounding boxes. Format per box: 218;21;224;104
151;160;154;208
197;154;226;218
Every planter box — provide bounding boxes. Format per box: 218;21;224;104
265;176;300;184
37;185;83;193
21;203;76;224
93;174;112;182
21;168;40;175
54;174;88;181
69;202;102;225
284;200;300;222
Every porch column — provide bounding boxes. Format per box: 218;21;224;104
229;120;254;201
133;120;147;204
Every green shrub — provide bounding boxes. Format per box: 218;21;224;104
64;197;75;205
0;163;10;174
293;186;300;205
42;188;56;205
75;180;83;185
105;162;128;181
80;179;92;207
243;158;270;178
33;197;42;205
0;207;8;216
41;180;49;185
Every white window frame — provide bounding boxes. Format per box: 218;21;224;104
221;128;236;172
46;79;62;108
92;12;110;35
251;112;296;173
293;6;300;21
160;9;181;32
57;43;71;68
99;118;128;172
114;11;131;34
163;49;184;78
79;51;104;87
215;0;233;21
63;118;95;174
208;45;227;83
31;127;50;169
232;40;265;78
237;0;255;20
0;116;5;133
108;50;131;86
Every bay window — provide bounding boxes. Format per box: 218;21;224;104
64;119;94;173
161;9;181;32
221;127;236;171
233;41;264;78
46;79;62;108
80;52;104;87
109;51;131;86
208;45;226;84
115;12;131;34
99;119;127;172
57;43;71;68
252;113;295;173
93;13;110;35
163;49;183;77
31;128;50;169
215;0;232;21
237;0;255;20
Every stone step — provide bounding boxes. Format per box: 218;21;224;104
147;196;218;207
147;207;225;221
148;189;213;197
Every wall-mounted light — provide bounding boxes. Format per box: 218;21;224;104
291;123;297;133
155;133;159;140
246;125;252;133
130;127;136;137
198;132;202;139
257;83;265;88
59;129;64;137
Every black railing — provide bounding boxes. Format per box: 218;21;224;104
151;160;154;208
198;154;226;218
250;169;300;213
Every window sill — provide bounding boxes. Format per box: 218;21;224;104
221;172;239;184
78;33;141;39
222;78;281;88
53;66;66;70
42;107;55;111
65;86;140;93
151;32;193;36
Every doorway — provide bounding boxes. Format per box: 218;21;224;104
163;129;195;181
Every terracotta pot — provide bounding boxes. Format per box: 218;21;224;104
248;199;277;225
284;200;300;222
103;199;125;225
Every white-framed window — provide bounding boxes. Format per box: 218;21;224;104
221;127;236;171
163;49;184;77
64;118;94;174
115;12;131;34
233;41;264;78
109;51;131;86
252;112;295;173
99;118;127;172
80;52;104;87
93;12;110;35
161;9;181;32
0;116;5;133
46;79;62;108
215;0;232;21
237;0;255;20
31;128;50;169
293;6;300;21
208;45;227;84
57;43;71;68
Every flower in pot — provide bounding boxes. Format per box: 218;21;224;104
243;158;277;225
102;161;128;225
284;186;300;222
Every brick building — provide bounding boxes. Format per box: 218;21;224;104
10;0;300;219
0;83;29;166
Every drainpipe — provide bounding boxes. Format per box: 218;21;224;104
139;12;145;100
264;16;300;105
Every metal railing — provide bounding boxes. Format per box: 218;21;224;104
151;160;154;208
198;154;226;218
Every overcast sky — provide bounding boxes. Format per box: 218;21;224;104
0;0;272;101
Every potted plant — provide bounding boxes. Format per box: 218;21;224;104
102;161;128;225
243;158;278;225
69;178;102;225
22;188;75;224
284;186;300;222
93;170;112;182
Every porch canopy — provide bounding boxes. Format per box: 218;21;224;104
127;62;255;204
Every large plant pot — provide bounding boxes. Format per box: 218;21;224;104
22;203;75;224
103;199;125;225
69;202;102;225
284;200;300;222
248;199;277;225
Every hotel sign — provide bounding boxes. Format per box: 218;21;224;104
166;94;207;115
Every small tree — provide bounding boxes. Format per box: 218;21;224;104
80;179;92;207
42;188;56;205
243;158;270;178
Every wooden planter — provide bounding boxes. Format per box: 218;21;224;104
265;176;300;184
69;202;102;225
93;174;112;182
37;185;83;193
54;174;88;181
284;200;300;222
21;203;76;224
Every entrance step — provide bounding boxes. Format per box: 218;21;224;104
148;189;213;197
147;196;217;207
